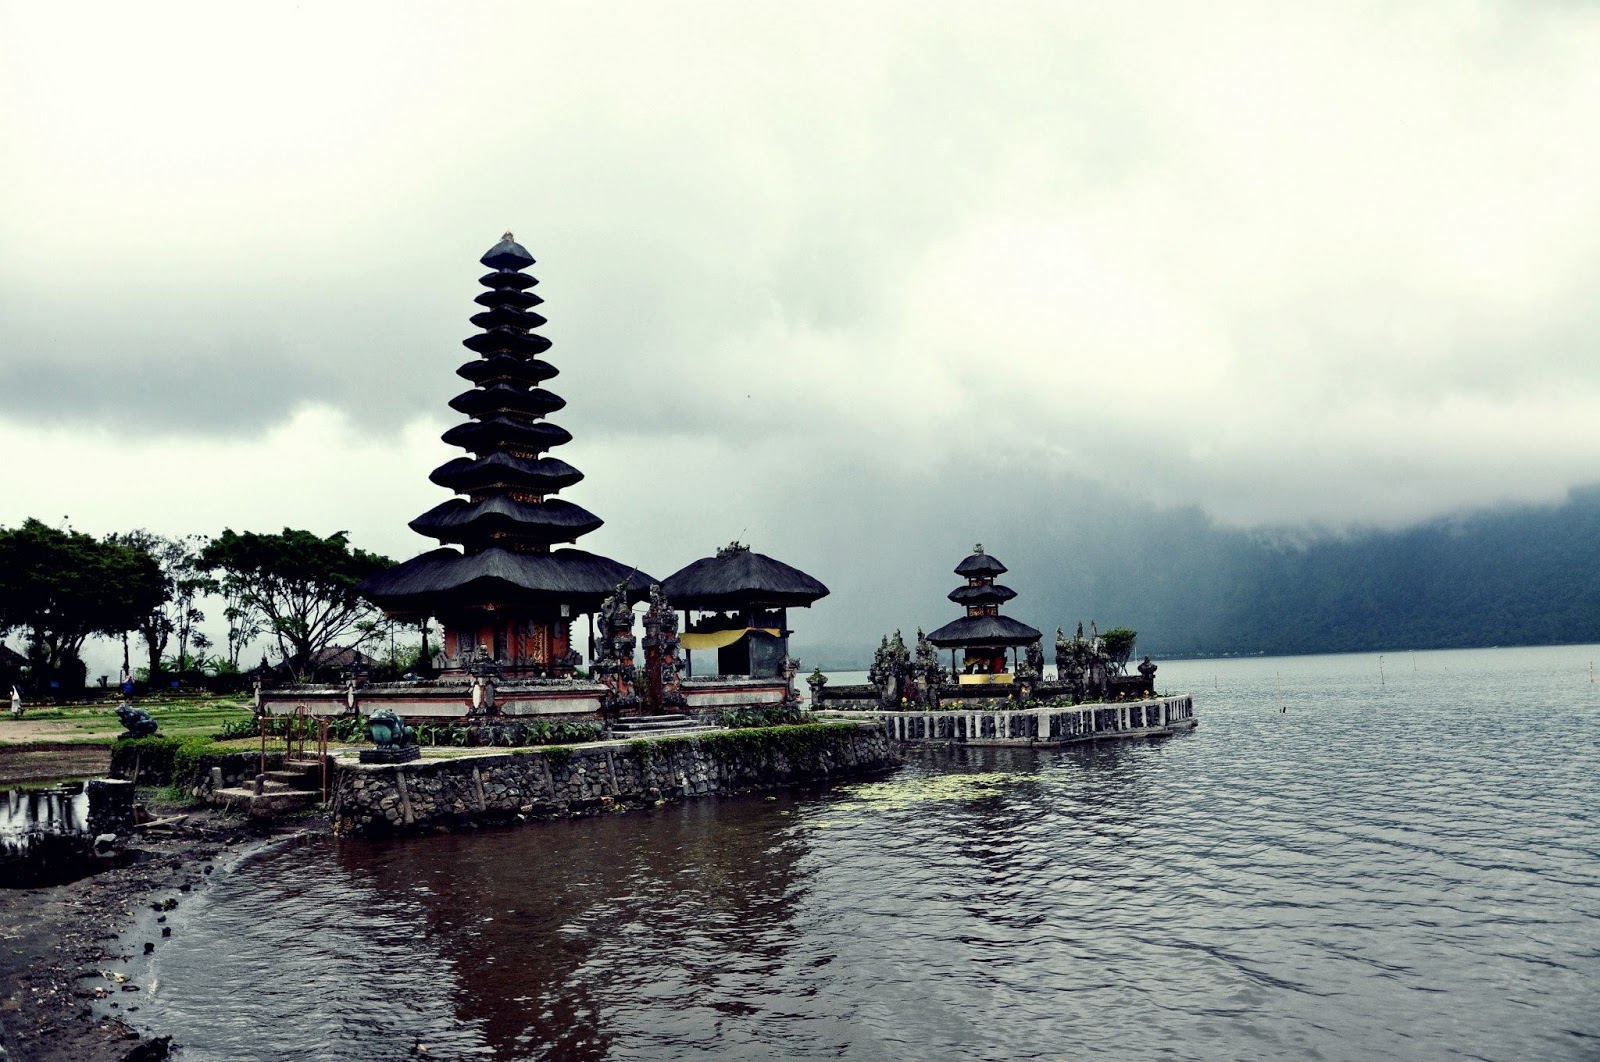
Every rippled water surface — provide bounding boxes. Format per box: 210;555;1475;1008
142;646;1600;1061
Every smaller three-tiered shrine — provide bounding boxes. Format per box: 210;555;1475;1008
925;545;1042;683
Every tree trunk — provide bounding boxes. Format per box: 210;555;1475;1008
143;630;164;683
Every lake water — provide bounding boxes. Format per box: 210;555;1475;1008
136;645;1600;1061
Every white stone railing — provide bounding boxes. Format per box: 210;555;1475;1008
819;694;1195;745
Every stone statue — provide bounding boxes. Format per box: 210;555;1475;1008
1024;640;1045;681
866;635;890;689
806;666;829;706
641;583;684;710
783;656;801;707
913;629;945;709
115;702;158;738
593;581;639;710
366;708;417;749
1057;624;1098;704
360;707;421;764
1137;655;1158;693
868;630;914;707
594;584;626;663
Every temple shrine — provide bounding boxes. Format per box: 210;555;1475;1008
924;545;1042;685
661;542;829;710
663;543;828;678
258;234;816;728
357;234;655;678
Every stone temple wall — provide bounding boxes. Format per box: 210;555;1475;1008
330;722;897;836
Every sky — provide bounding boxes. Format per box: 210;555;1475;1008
4;1;1600;669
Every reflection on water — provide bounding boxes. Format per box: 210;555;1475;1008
143;645;1600;1061
1;784;89;843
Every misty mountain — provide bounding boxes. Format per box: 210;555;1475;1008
799;478;1600;667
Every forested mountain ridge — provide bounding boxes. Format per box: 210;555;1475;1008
1057;485;1600;658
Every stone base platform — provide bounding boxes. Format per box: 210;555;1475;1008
822;693;1197;747
359;746;422;764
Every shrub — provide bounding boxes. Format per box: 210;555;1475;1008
715;704;807;729
110;734;219;787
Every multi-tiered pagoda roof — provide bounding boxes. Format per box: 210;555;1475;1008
926;545;1040;648
360;234;653;616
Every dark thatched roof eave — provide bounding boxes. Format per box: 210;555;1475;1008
456;354;558;386
359;547;656;614
925;614;1041;648
954;552;1008;576
428;453;584;493
661;550;829;610
409;496;603;545
440;416;572;453
947;583;1017;605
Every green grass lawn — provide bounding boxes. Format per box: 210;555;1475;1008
0;695;255;745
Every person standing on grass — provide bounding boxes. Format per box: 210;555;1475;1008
9;685;21;718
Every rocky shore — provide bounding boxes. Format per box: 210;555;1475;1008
0;801;323;1062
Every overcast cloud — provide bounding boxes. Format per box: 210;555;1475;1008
4;1;1600;668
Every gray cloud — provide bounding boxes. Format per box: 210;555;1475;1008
5;0;1600;550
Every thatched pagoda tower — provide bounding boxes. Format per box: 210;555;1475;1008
925;544;1040;681
359;234;654;677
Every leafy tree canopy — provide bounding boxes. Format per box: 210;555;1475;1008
1099;627;1137;673
0;519;166;685
197;528;393;681
111;530;212;681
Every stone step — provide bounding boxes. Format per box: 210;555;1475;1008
611;715;695;732
265;768;320;789
611;724;720;739
215;778;301;796
209;786;319;817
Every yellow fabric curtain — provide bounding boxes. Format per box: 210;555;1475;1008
681;628;779;651
958;673;1015;686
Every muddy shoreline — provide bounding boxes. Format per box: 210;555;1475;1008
0;797;327;1062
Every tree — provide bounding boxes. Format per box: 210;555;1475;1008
197;528;393;681
112;531;212;683
359;615;433;679
0;519;166;692
1099;627;1138;675
221;582;265;671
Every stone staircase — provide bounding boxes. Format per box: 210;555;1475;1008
609;714;719;739
210;757;326;818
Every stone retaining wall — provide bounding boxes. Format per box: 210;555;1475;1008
109;742;286;789
331;722;897;836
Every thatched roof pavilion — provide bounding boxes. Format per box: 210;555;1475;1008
662;542;828;678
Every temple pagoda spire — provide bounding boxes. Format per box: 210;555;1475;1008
359;234;654;677
412;234;601;552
